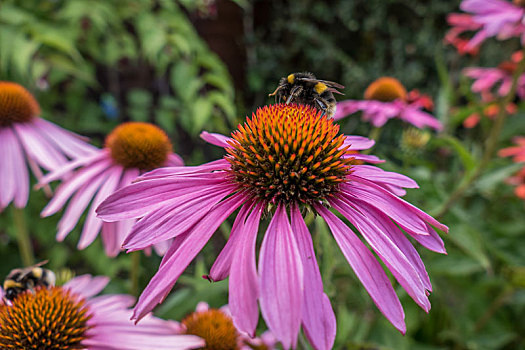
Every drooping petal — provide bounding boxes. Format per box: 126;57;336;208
55;169;111;241
331;197;430;311
41;158;113;217
123;183;237;250
13;122;67;171
341;181;429;235
132;192;247;321
97;174;230;221
259;204;303;350
208;202;254;281
77;165;123;249
291;205;336;350
316;204;406;334
229;202;263;336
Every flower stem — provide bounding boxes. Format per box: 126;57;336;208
434;48;525;219
12;207;34;266
364;127;383;154
130;251;141;297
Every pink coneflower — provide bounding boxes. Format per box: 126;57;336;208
0;81;95;212
445;13;482;55
463;51;525;99
38;122;183;257
499;137;525;198
458;0;525;50
333;77;443;131
463;102;518;128
178;302;276;350
98;104;448;350
0;275;204;349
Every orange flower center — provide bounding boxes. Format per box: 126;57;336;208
513;0;525;7
226;104;354;206
0;82;40;127
0;287;91;349
105;122;172;171
364;77;407;102
182;308;239;350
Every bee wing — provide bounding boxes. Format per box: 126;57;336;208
319;80;345;89
296;77;345;90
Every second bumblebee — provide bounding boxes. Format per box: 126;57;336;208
3;261;56;301
269;72;344;118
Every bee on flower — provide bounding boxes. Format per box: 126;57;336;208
98;104;447;350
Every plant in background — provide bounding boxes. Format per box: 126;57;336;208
38;122;183;258
499;136;525;198
0;274;204;349
98;104;447;350
0;81;95;266
0;0;236;139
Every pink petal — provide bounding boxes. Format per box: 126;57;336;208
77;166;123;250
123;183;237;250
33;118;97;157
341;180;429;235
132;192;247;321
208;202;254;281
316;204;406;334
291;205;336;350
97;174;230;221
331;198;430;312
64;275;109;298
41;158;113;217
37;150;108;186
200;131;233;148
259;204;303;350
229;202;263;336
55;169;110;241
13;122;67;170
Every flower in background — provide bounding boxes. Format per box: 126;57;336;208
499;137;525;198
445;13;482;55
334;77;443;130
38;122;183;257
98;104;448;350
0;81;96;212
178;302;276;350
0;274;204;349
451;0;525;51
463;51;525;99
463;102;518;128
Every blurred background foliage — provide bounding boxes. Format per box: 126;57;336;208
1;0;525;349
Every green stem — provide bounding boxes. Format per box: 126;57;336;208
434;47;525;219
12;206;34;266
474;287;514;332
130;251;141;297
363;127;383;155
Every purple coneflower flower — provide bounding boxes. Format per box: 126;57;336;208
463;51;525;99
38;122;183;257
0;274;204;349
0;81;95;212
445;13;482;55
177;302;276;350
333;77;443;131
98;104;448;350
459;0;525;49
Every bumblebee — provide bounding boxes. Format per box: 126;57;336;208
269;72;344;118
3;261;56;301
